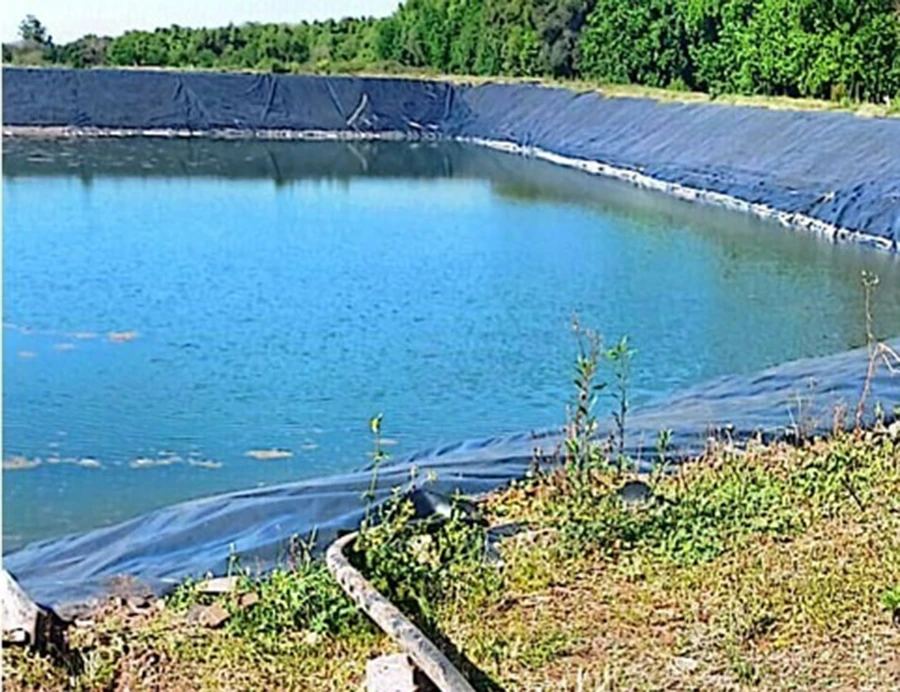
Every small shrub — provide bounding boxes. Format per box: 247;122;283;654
883;585;900;625
352;492;497;628
227;556;363;637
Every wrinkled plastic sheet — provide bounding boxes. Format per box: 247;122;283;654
450;84;900;246
5;341;898;615
3;68;900;244
4;68;900;612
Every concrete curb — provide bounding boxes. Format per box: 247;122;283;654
325;532;475;692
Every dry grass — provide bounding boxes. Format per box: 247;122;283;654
442;431;900;690
273;66;899;118
2;598;391;691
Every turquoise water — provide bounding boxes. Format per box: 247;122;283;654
4;139;899;549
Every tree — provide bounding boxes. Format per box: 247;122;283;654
60;35;110;67
19;15;51;45
534;0;596;78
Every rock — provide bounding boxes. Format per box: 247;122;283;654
187;602;231;628
617;480;655;506
483;540;504;567
126;595;153;613
671;655;700;674
1;569;69;657
2;568;41;644
888;420;900;439
366;654;417;692
106;574;154;604
197;576;239;594
302;630;321;647
238;592;259;610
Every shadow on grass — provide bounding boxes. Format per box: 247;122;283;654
421;623;505;692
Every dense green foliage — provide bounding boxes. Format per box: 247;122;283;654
101;19;382;73
4;0;900;103
376;0;583;77
579;0;900;101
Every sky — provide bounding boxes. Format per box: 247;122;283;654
2;0;400;44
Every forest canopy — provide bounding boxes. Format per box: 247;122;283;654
5;1;900;104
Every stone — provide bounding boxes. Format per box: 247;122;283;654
238;592;259;609
1;569;69;657
617;479;655;506
366;653;418;692
197;576;239;594
2;568;41;644
671;655;700;674
187;602;231;628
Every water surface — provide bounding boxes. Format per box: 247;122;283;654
4;138;899;549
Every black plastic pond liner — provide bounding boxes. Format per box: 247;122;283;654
4;341;898;616
4;68;900;246
4;68;900;613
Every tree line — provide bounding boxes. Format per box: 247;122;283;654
5;1;900;104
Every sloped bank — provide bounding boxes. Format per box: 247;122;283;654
3;68;900;613
3;67;900;249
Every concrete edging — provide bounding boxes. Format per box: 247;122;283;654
325;532;475;692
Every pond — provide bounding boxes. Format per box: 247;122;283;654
4;138;900;550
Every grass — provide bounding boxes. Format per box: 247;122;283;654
416;70;900;118
3;556;390;691
468;428;900;688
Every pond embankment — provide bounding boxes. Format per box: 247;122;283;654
2;67;899;616
4;67;900;249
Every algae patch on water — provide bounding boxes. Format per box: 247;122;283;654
130;453;222;469
107;330;139;343
186;459;223;470
246;449;294;460
131;456;180;469
3;456;42;471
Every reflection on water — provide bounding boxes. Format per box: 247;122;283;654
4;138;899;549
